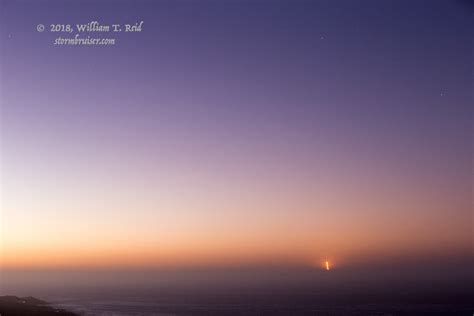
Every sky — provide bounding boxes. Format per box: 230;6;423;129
0;0;472;277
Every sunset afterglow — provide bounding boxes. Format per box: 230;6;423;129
0;1;472;315
0;0;471;274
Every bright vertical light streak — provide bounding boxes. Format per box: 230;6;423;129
325;261;330;271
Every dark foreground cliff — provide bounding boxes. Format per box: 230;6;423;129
0;296;77;316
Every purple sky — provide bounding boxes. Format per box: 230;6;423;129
0;0;472;272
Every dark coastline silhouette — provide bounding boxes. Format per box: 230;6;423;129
0;296;77;316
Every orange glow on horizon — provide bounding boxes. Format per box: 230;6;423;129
325;260;330;271
0;242;318;269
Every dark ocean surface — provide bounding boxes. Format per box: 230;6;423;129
48;289;473;316
3;266;472;315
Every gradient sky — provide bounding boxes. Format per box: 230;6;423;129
0;0;472;271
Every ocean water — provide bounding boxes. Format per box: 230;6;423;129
4;268;473;315
49;297;473;316
46;286;473;316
